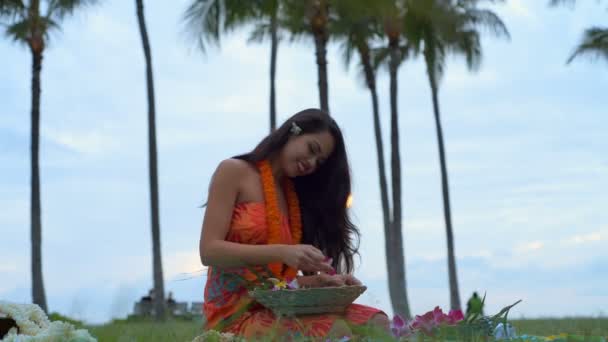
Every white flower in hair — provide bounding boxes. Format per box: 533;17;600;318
290;122;302;135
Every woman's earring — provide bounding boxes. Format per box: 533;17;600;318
290;122;302;136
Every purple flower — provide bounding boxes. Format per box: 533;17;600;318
390;314;413;338
287;278;300;289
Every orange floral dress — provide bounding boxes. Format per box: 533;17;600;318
203;202;384;339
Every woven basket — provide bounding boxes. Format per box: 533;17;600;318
249;285;366;316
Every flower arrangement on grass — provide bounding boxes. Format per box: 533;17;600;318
390;306;465;338
388;294;525;341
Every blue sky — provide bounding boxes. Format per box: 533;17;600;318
1;0;607;324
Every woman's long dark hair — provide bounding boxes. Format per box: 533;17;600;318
234;108;360;273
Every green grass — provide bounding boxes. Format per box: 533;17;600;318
84;318;608;341
87;318;203;342
510;318;608;337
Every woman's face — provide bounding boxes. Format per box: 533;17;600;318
280;130;335;178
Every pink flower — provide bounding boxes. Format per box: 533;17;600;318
390;314;413;338
447;309;464;325
394;307;466;338
411;311;436;335
324;257;337;275
432;306;449;325
410;306;464;335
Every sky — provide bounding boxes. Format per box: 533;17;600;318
1;0;607;324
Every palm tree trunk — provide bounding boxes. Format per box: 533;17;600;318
427;67;461;311
359;46;390;256
387;42;410;319
136;0;166;321
269;14;278;132
314;31;329;113
30;49;47;313
361;45;410;317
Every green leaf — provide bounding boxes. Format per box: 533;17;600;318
567;27;608;64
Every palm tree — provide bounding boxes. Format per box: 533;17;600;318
408;0;509;310
282;0;333;113
333;0;412;318
135;0;166;321
183;0;284;131
334;1;390;263
0;0;96;313
549;0;608;64
370;0;419;319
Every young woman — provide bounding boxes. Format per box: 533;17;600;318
200;108;387;339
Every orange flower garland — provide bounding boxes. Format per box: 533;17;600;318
257;160;302;280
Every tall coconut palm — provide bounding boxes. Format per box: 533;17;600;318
282;0;334;113
333;0;411;319
334;2;389;257
0;0;97;313
183;0;284;131
550;0;608;64
408;0;509;310
371;0;422;319
135;0;166;321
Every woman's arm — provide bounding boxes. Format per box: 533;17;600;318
199;160;333;273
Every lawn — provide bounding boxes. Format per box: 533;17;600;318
85;317;608;341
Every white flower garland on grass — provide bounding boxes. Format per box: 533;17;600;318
0;301;96;342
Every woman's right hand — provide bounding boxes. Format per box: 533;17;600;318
279;244;334;273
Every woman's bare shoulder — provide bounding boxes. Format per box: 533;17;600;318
214;158;257;179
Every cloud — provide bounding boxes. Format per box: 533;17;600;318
514;241;544;254
504;0;532;19
562;229;606;246
42;126;122;157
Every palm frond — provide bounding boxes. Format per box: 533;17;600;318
5;15;56;42
182;0;224;53
372;45;391;71
450;28;482;71
423;31;446;82
567;27;608;64
548;0;576;8
5;15;28;43
0;0;25;17
281;0;311;41
42;16;60;38
47;0;98;21
339;38;356;70
222;0;259;32
372;41;414;72
247;21;271;43
459;8;510;40
182;0;282;53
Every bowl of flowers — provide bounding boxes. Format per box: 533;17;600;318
248;277;367;316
